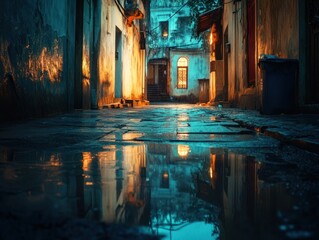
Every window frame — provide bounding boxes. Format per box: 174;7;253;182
177;57;188;89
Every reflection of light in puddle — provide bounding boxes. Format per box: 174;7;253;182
177;145;190;157
82;152;93;171
177;114;189;121
49;154;62;167
177;133;189;140
122;132;143;140
210;116;218;121
102;145;117;150
158;221;218;240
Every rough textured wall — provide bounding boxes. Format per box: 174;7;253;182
257;0;299;59
123;26;145;100
170;51;209;98
148;4;201;60
82;0;93;109
97;0;113;106
0;0;74;121
97;0;145;106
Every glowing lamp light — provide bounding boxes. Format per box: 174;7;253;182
82;152;93;171
178;144;190;157
162;172;169;178
162;30;168;38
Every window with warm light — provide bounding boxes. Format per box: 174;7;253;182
160;21;168;38
177;144;190;158
177;57;188;89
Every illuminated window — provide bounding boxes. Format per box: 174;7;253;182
177;57;188;89
177;145;190;158
160;21;168;38
160;172;169;188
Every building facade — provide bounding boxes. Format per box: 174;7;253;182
203;0;319;113
147;0;210;103
0;0;147;121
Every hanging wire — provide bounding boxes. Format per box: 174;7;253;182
147;0;225;35
148;0;192;33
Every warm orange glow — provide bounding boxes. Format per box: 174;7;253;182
211;24;219;44
177;113;189;121
163;172;169;178
122;132;143;140
50;154;62;166
38;39;63;82
177;133;189;140
210;154;217;189
82;152;93;171
82;37;90;81
177;144;190;157
210;116;217;121
0;41;13;73
210;32;213;45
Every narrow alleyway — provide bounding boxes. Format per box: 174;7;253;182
0;104;318;240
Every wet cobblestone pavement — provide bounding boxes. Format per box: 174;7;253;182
0;104;318;239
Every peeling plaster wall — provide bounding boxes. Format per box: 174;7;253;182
82;0;93;109
222;1;235;102
221;0;299;109
97;0;145;107
0;0;76;120
255;0;299;108
257;0;299;59
0;0;147;119
122;23;145;100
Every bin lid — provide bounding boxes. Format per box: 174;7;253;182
258;54;298;63
258;55;298;69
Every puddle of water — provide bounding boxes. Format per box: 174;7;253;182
0;144;303;239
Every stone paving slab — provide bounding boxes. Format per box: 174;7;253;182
212;108;319;154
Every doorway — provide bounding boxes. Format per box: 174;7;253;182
115;27;122;98
158;64;167;93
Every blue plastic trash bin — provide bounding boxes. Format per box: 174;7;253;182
258;57;298;114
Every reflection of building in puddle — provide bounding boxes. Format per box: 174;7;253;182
148;146;296;239
177;145;190;158
122;132;144;140
49;153;62;167
177;113;189;122
81;144;148;225
206;149;295;240
147;143;218;238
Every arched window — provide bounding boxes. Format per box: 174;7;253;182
177;57;188;89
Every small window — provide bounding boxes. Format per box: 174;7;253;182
177;57;188;89
160;21;168;38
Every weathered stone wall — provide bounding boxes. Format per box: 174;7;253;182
0;0;75;121
97;0;146;106
0;0;147;118
257;0;299;59
220;0;299;109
